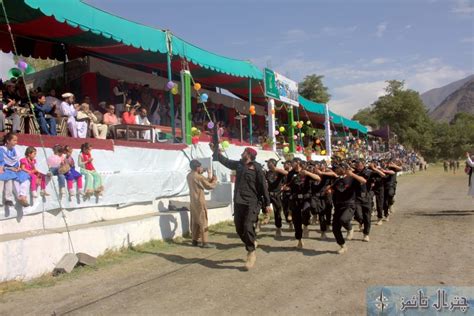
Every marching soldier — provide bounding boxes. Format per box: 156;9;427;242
265;159;288;237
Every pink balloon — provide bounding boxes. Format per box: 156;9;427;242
293;135;298;140
166;81;175;90
17;60;27;71
274;130;279;136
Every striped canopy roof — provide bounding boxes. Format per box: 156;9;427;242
0;0;367;133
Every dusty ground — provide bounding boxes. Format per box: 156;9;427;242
0;166;473;315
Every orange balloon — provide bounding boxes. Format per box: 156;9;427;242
271;109;275;115
249;105;255;112
194;83;201;91
250;110;256;115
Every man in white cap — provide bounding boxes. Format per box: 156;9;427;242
60;93;87;138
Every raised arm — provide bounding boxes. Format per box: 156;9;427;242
301;169;321;182
347;169;367;184
196;174;217;191
466;153;474;167
274;168;288;176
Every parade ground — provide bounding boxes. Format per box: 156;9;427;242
0;166;473;315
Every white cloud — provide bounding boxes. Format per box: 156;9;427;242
405;60;469;92
452;0;474;14
0;52;15;81
461;36;474;43
371;57;394;65
405;24;412;29
375;22;388;38
281;29;313;44
321;25;358;37
330;81;387;117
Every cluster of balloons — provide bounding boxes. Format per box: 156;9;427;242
166;81;179;95
249;105;256;116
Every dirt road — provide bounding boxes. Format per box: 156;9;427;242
1;167;473;315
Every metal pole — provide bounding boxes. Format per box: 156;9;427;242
240;118;243;143
288;105;295;152
324;104;332;157
248;78;252;145
267;99;276;151
166;31;176;142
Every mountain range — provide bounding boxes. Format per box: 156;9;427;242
420;74;474;122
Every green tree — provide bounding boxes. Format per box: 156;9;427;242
298;74;331;104
371;80;434;155
352;107;378;129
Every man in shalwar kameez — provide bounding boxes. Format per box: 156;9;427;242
187;160;217;248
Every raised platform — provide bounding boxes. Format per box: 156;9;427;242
0;190;233;282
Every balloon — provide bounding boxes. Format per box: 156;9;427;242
333;131;338;136
346;136;350;141
191;136;199;145
271;109;275;115
337;140;342;145
171;86;179;95
316;139;321;144
297;124;303;129
166;81;175;90
24;64;35;75
321;150;326;155
200;93;209;102
191;127;197;132
17;60;28;71
296;145;302;152
207;121;214;129
300;133;305;137
274;130;279;136
293;135;298;140
279;126;285;132
8;67;22;79
221;140;230;149
194;83;201;91
250;109;256;115
292;121;297;127
249;105;255;112
283;147;289;153
306;121;311;125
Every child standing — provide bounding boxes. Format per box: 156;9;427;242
20;146;49;198
78;143;103;197
63;145;83;197
47;144;67;196
0;132;30;207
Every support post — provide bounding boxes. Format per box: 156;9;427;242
180;70;192;145
288;105;295;153
166;32;176;142
324;104;332;157
267;99;276;151
248;78;252;145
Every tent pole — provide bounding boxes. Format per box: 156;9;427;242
288;105;295;153
166;31;176;142
248;78;252;145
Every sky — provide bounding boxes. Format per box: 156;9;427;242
1;0;473;117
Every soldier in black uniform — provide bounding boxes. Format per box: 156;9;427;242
382;159;402;220
353;160;380;242
329;162;367;254
265;159;288;237
211;144;270;270
313;161;337;239
369;160;387;226
283;158;320;249
281;160;294;230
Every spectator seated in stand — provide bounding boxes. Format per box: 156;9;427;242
103;104;119;138
121;104;137;125
60;93;88;138
33;92;57;136
77;103;108;139
1;81;21;133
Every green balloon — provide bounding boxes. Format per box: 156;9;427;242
283;147;289;153
221;140;230;149
8;67;21;79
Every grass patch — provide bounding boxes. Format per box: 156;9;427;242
0;221;235;296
